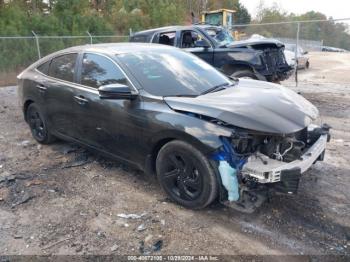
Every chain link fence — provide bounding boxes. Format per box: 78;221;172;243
0;33;129;86
232;19;350;86
1;19;350;86
233;18;350;51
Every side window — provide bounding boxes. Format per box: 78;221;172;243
37;60;51;75
81;53;128;89
158;31;176;46
181;30;207;48
49;53;77;82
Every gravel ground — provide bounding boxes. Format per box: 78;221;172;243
0;53;349;258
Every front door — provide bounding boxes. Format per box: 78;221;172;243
73;52;142;161
179;30;214;64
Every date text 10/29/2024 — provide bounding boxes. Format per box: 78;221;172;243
127;255;219;261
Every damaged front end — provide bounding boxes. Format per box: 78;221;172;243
164;79;331;212
212;124;331;213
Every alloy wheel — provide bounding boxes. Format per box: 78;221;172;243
28;107;46;141
160;151;203;201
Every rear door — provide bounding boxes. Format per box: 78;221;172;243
28;60;52;112
44;53;79;138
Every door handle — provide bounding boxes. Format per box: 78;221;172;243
36;84;47;92
74;95;89;105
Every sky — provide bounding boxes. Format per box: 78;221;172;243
240;0;350;20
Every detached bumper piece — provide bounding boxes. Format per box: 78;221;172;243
224;189;267;214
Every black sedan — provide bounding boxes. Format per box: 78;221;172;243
18;43;330;212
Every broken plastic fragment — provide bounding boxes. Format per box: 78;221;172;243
137;223;147;231
212;137;247;202
212;137;247;169
152;240;163;252
218;160;239;201
117;213;146;219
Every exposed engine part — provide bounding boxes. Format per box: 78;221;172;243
231;132;261;155
241;134;328;184
259;136;306;163
308;123;331;144
273;141;293;161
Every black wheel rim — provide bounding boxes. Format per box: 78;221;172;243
160;151;203;201
28;108;46;141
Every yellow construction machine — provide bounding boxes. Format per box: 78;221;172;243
201;9;245;40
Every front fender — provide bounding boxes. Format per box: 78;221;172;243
144;112;233;202
142;108;233;176
148;112;232;156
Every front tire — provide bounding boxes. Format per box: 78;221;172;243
156;140;218;209
26;103;55;144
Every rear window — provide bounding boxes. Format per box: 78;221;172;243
49;53;77;82
36;60;50;75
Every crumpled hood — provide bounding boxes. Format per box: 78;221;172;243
164;79;319;134
227;38;284;49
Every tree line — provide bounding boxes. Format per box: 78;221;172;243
0;0;349;75
0;0;250;36
247;3;350;51
1;0;348;47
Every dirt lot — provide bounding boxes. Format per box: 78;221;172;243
0;52;350;257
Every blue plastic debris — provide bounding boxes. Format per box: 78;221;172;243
212;137;247;169
218;160;239;201
212;137;248;202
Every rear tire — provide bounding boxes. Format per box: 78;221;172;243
156;140;218;209
231;69;258;79
26;103;55;144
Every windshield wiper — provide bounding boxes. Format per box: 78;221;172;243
200;82;232;95
165;94;198;98
227;75;239;83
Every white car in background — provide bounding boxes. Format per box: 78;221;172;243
284;44;310;69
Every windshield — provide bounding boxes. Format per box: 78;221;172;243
205;28;235;46
117;49;231;97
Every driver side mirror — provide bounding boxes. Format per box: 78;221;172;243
195;39;210;48
303;51;308;55
98;83;137;100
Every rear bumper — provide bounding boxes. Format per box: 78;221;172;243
241;133;328;184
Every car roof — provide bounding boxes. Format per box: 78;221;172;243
28;43;176;69
58;42;174;55
132;25;221;36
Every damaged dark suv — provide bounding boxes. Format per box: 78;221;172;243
129;25;293;82
18;43;330;212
